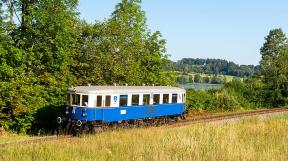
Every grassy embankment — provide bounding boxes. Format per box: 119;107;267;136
1;113;287;161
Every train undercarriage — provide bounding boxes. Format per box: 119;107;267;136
57;114;187;136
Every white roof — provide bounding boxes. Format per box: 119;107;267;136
68;86;185;94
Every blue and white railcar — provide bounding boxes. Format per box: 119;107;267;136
64;86;186;124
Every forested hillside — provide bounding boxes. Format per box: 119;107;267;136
173;58;260;77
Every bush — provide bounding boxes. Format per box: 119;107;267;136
186;89;213;111
212;89;241;111
185;79;264;112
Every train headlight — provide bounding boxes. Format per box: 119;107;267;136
65;106;70;115
72;107;76;114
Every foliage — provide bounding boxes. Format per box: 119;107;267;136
0;0;175;133
176;73;232;84
72;0;174;86
185;78;267;111
260;29;288;106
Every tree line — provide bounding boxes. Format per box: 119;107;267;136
173;58;260;77
177;74;227;84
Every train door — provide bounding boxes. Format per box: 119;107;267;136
94;95;103;121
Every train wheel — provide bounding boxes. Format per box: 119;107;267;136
174;116;180;122
180;115;186;120
66;122;72;135
81;124;89;136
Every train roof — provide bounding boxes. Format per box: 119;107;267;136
68;86;185;94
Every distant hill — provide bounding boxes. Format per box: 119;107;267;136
172;58;260;77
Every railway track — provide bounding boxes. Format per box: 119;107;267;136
168;107;288;127
1;108;287;147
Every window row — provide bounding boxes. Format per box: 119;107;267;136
67;93;185;107
119;94;178;106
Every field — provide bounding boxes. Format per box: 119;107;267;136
180;83;224;89
176;71;245;86
1;113;288;161
189;73;238;82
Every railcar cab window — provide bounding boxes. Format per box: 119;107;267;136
172;94;178;103
163;94;169;104
119;95;128;106
143;94;150;105
82;95;88;106
132;94;139;106
72;94;80;106
66;94;71;105
153;94;160;104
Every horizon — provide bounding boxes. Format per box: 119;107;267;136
78;0;288;65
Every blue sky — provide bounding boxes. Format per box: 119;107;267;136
78;0;288;65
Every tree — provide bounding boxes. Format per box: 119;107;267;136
259;29;288;106
0;0;80;133
72;0;175;86
194;74;202;83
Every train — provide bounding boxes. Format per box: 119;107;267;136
57;85;187;135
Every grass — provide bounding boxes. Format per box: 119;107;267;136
0;133;30;144
1;113;288;161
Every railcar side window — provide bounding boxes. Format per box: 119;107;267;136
119;95;128;106
72;94;80;106
97;96;102;107
82;95;88;106
163;94;169;104
105;95;111;107
66;94;71;105
132;94;139;106
153;94;160;104
143;94;150;105
172;94;177;103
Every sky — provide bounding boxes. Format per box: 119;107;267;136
78;0;288;65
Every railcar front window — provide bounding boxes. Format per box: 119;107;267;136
163;94;169;104
143;94;150;105
66;94;71;105
72;94;80;106
105;95;111;107
132;94;139;106
82;95;88;106
172;94;177;103
153;94;160;104
119;95;128;106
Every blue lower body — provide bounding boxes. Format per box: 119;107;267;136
68;104;185;123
